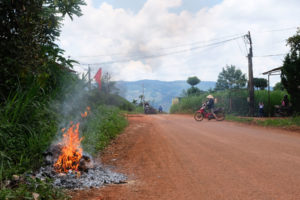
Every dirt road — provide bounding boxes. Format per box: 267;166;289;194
71;114;300;200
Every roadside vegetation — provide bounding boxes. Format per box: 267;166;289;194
226;115;300;130
0;1;134;199
170;89;286;116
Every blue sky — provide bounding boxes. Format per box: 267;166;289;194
92;0;222;13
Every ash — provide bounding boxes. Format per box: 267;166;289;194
37;146;126;189
36;165;126;189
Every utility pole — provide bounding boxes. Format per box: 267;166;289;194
142;83;145;109
246;31;255;116
88;65;91;90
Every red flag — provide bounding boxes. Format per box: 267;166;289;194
94;68;102;89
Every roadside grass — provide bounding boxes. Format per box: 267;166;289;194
226;115;300;129
256;116;300;127
225;115;254;124
81;105;128;156
0;177;69;200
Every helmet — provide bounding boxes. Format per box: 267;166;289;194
206;94;214;99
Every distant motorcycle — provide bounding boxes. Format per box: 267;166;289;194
194;103;225;121
274;105;292;117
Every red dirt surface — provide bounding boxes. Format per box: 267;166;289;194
70;114;300;200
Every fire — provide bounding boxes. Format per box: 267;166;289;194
54;123;83;173
81;106;91;118
81;112;87;118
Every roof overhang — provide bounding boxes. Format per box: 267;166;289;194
262;67;282;75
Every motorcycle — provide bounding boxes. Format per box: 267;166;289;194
194;103;225;121
274;105;292;117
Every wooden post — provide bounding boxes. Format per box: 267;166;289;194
247;31;255;116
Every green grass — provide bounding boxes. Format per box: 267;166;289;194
226;114;300;129
0;176;69;200
0;85;58;180
225;115;254;123
81;105;128;156
256;116;300;127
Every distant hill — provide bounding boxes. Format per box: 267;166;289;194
115;80;216;112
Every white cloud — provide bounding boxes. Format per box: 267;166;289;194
59;0;300;85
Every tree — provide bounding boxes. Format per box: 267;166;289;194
273;82;284;91
0;0;85;101
253;78;268;90
139;94;145;105
187;76;200;87
281;28;300;113
187;87;201;96
132;99;138;105
186;76;201;96
215;65;247;91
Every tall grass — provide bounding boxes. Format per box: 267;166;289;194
81;105;128;156
0;84;58;180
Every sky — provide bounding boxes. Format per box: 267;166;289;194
59;0;300;86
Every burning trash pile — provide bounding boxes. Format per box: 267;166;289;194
35;107;126;189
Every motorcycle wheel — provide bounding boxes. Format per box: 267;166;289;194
194;112;204;121
215;112;225;121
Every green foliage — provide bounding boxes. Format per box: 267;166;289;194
281;28;300;113
187;87;201;96
256;116;300;127
273;82;284;91
0;84;58;180
170;89;286;116
0;177;69;200
0;0;85;101
170;95;207;113
86;87;135;112
253;78;268;90
226;115;300;128
225;115;254;123
215;65;247;91
81;106;128;156
187;76;200;87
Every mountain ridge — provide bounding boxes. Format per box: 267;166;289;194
115;80;216;112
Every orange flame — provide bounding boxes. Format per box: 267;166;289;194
81;111;87;118
81;107;91;118
54;123;83;173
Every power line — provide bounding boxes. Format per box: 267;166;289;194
262;26;298;33
79;35;244;65
73;26;298;59
235;38;247;57
74;33;245;58
254;53;287;58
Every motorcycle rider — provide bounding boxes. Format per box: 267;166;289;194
206;94;217;119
